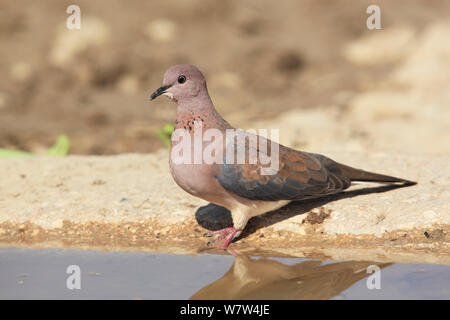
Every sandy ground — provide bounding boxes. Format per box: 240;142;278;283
0;150;448;264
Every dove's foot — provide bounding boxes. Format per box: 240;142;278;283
204;226;241;249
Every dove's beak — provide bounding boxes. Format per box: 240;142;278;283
150;85;172;101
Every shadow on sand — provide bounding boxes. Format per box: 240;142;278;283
195;183;414;240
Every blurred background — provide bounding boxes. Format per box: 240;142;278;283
0;0;449;156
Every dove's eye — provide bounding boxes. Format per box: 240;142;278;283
178;75;186;84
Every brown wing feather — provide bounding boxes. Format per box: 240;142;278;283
217;143;351;201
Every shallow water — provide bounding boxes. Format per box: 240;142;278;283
0;247;449;299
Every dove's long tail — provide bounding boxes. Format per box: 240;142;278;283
311;153;417;186
336;163;416;185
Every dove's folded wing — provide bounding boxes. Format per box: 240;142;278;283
217;144;351;201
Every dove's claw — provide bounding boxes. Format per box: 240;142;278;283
204;226;240;249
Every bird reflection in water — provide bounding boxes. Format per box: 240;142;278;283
190;252;390;300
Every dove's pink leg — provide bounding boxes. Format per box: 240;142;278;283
205;226;241;249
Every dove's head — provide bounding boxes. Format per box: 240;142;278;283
150;64;208;104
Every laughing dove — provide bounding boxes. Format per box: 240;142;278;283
150;64;415;248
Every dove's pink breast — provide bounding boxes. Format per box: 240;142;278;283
169;160;219;197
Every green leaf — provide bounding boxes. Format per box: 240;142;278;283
46;134;71;156
0;149;33;158
0;134;70;158
157;124;174;148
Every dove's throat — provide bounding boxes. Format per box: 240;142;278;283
175;95;232;132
